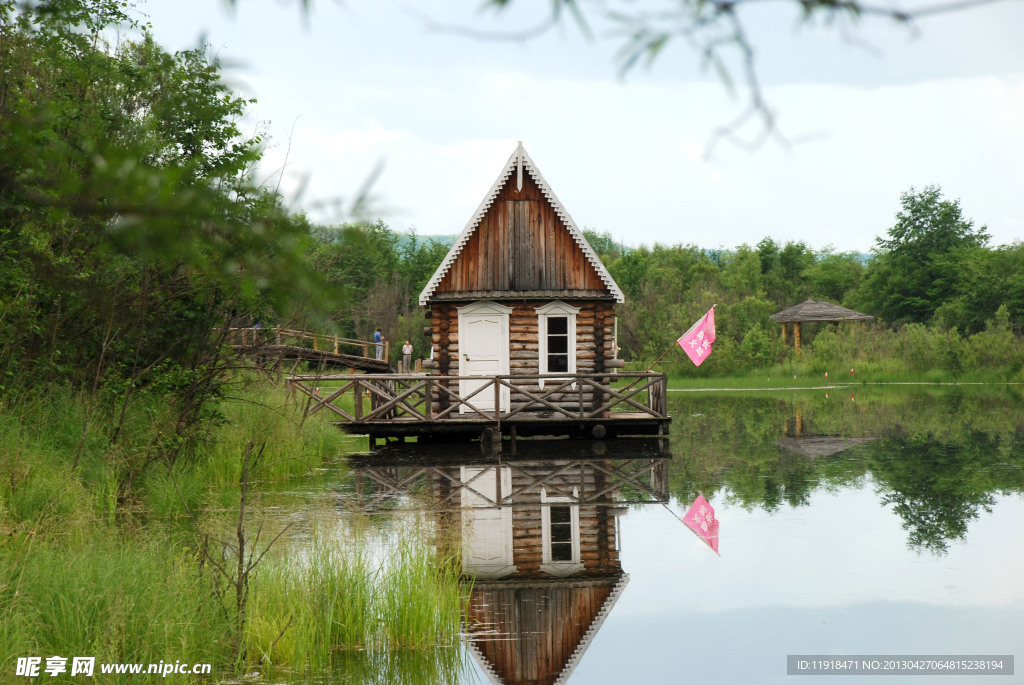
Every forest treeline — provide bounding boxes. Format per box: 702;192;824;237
306;186;1024;379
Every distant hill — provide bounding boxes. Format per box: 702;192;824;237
394;233;457;250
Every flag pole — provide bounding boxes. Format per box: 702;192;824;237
644;304;716;373
617;305;717;400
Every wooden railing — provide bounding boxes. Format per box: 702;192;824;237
287;372;668;423
351;459;670;510
226;327;388;360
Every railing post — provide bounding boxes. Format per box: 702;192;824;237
493;376;501;420
426;378;433;420
334;335;339;355
577;379;583;419
353;380;362;421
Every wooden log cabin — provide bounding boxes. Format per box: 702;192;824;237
421;143;634;420
286;143;668;443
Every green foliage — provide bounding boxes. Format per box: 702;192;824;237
856;186;989;327
307;221;450;363
0;0;330;477
803;248;864;305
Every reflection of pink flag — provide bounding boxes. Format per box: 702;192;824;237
677;307;716;367
682;494;720;554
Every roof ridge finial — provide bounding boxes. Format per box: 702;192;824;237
516;140;523;191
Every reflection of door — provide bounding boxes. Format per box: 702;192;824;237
457;301;511;413
461;466;515;578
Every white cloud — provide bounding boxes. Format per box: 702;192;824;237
147;0;1024;250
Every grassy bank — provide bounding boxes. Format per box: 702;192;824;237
0;379;468;681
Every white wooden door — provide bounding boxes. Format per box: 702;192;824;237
461;466;515;578
457;301;512;413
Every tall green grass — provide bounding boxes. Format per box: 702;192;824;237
245;521;469;675
0;533;231;683
2;375;472;683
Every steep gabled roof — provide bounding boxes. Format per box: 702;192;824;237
418;142;624;306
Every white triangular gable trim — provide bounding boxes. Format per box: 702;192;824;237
418;142;625;306
553;573;630;685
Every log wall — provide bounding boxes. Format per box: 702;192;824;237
428;299;617;414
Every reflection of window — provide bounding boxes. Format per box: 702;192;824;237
549;505;573;561
536;301;579;387
541;487;583;576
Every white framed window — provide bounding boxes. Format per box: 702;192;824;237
540;487;583;576
535;301;579;388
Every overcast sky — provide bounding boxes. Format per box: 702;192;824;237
142;0;1024;252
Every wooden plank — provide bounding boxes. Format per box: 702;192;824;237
476;213;487;291
557;211;565;290
497;201;506;290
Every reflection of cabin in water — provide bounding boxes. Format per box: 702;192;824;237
348;445;669;684
286;143;668;443
454;463;630;685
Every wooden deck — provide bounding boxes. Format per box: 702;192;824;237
287;371;670;442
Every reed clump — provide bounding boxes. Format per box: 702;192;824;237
245;522;469;673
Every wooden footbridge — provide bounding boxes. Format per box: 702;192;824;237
228;327;391;373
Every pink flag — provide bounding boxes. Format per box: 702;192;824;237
677;306;716;367
682;494;720;554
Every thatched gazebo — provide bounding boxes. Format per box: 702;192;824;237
773;299;874;355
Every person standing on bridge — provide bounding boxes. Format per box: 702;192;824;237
374;328;384;360
402;340;413;373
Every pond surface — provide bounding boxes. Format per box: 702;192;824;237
307;386;1024;684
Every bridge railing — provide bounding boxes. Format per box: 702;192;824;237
226;327;388;359
286;372;668;423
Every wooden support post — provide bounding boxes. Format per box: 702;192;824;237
493;377;501;421
425;378;433;420
334;335;339;355
353;380;362;421
794;322;802;356
781;322;788;346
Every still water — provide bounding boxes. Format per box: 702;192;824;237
306;386;1024;684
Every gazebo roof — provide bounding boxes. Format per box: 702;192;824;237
777;436;877;459
773;299;874;323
